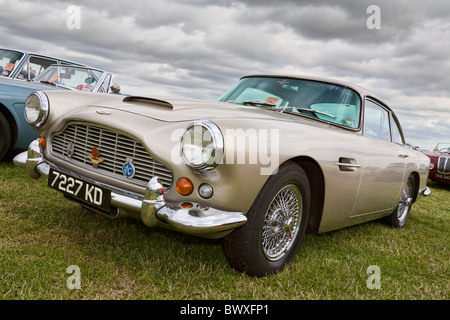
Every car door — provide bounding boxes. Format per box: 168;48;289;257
351;98;406;218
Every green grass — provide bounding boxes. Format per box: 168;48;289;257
0;158;448;300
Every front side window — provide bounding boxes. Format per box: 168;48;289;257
0;49;24;77
99;74;112;93
219;77;361;129
363;99;391;142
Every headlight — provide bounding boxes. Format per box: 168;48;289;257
180;120;224;171
24;91;49;128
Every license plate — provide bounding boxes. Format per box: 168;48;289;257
435;173;450;180
48;168;111;210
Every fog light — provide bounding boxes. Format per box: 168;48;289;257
180;202;193;209
198;183;213;199
176;177;193;196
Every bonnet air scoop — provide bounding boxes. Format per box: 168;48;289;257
123;96;173;109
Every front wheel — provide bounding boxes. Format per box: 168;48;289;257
387;175;415;228
223;162;311;277
0;112;12;160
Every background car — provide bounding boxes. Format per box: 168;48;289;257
423;143;450;184
0;48;83;80
0;63;119;160
14;74;431;276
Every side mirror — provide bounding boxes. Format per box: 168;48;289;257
413;146;420;151
110;84;121;94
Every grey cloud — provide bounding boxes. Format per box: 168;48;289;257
231;0;449;44
0;0;449;149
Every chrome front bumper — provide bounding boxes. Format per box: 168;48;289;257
14;139;247;239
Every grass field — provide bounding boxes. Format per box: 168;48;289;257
0;157;448;300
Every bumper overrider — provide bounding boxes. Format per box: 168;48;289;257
14;139;247;239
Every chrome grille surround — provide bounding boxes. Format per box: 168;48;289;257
50;122;173;189
437;156;450;174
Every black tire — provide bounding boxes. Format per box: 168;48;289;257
387;175;415;228
0;112;12;161
223;161;311;277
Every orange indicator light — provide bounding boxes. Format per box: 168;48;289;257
39;137;47;151
176;177;193;196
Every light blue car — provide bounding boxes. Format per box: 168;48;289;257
0;48;118;160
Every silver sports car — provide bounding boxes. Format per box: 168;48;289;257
14;74;432;276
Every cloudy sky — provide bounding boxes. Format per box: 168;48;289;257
0;0;449;150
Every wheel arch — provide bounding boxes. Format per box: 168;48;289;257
0;103;18;149
288;156;325;233
409;171;420;204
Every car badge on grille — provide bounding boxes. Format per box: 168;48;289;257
86;147;104;168
66;142;74;158
122;157;136;178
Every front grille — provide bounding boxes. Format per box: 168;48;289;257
50;122;173;189
437;156;450;174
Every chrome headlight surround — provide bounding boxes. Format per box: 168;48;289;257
24;91;49;129
180;120;224;172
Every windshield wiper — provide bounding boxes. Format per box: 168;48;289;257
39;80;56;86
279;106;336;119
242;100;277;107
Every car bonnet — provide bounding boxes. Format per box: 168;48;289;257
91;95;298;122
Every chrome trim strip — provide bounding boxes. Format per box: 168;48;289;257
336;163;361;168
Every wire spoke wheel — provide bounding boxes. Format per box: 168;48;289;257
223;162;310;277
262;185;302;261
397;179;413;222
386;174;415;228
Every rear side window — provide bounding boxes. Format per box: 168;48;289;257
363;99;391;142
391;116;404;145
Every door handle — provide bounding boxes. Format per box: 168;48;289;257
336;162;361;168
398;154;409;158
337;157;360;172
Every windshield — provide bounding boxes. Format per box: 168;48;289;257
0;49;24;77
32;65;103;91
434;143;450;153
219;77;362;129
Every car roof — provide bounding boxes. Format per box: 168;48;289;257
1;47;84;66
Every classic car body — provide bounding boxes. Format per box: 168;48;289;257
14;74;431;276
0;63;117;160
423;143;450;184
